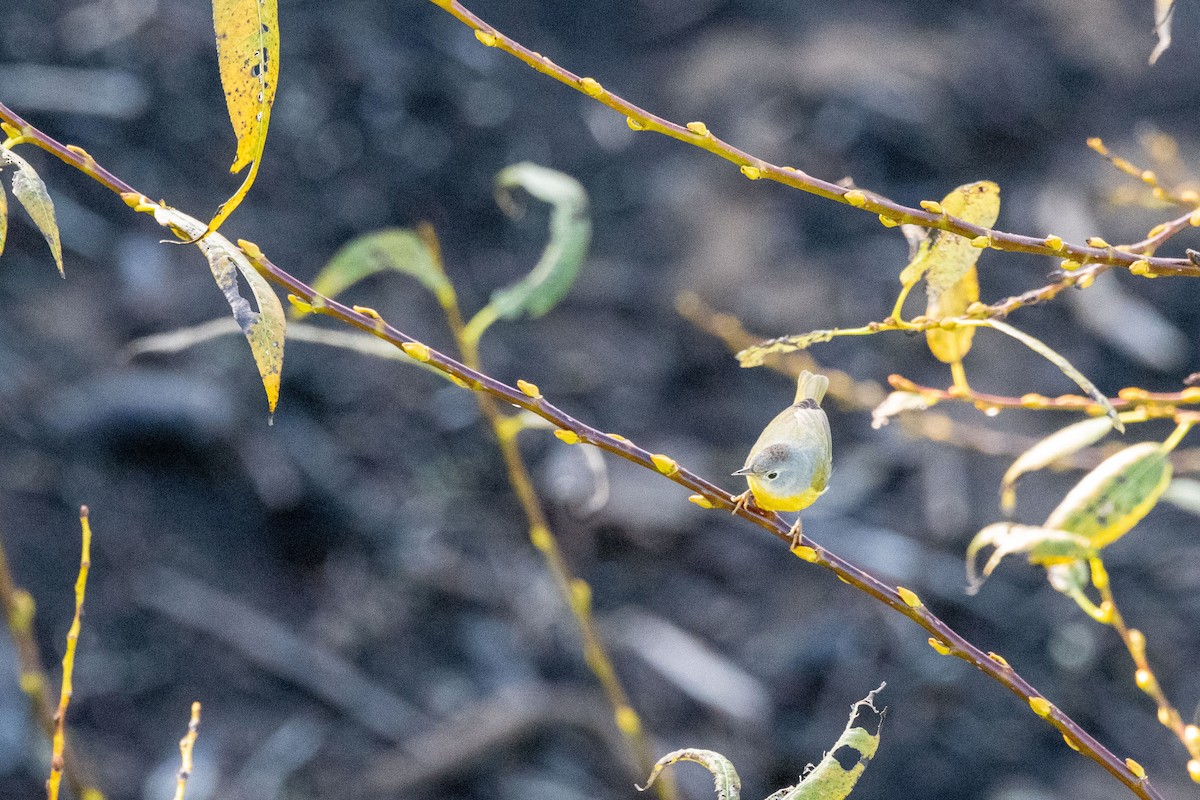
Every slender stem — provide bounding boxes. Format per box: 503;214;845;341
0;101;1168;800
425;1;1200;279
888;374;1200;418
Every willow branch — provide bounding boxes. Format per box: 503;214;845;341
0;102;1166;800
425;0;1200;279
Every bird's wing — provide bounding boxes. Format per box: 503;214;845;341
790;406;832;490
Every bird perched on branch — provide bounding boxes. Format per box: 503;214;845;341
732;370;832;548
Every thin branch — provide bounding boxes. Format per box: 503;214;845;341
423;1;1200;279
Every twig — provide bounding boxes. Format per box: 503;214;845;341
47;506;92;800
423;1;1200;279
1088;559;1200;773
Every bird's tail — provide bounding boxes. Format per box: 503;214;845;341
794;370;829;406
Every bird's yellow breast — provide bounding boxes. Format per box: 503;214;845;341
746;477;825;512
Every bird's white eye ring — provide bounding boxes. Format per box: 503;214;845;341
767;471;778;480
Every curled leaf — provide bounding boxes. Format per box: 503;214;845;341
1;147;63;275
870;390;938;429
1043;441;1172;549
206;0;280;234
303;227;452;316
150;205;285;413
966;523;1093;594
463;163;592;344
776;684;886;800
923;181;1000;363
639;749;740;800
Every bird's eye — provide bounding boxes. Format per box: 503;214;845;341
766;471;778;480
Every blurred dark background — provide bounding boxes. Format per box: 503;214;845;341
1;1;1199;798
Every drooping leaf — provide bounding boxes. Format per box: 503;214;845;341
206;0;280;235
774;685;886;800
303;228;452;317
1043;441;1172;549
870;390;938;429
639;749;740;800
1000;415;1124;514
1150;0;1176;65
1;147;63;275
966;523;1094;593
972;318;1122;430
464;163;591;344
924;181;1000;363
150;205;285;413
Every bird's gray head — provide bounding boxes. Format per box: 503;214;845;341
733;443;818;495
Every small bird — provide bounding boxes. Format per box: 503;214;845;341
732;370;832;548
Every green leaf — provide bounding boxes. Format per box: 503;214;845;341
1044;441;1172;549
923;181;1000;364
464;163;591;344
304;227;452;316
1000;415;1128;514
148;205;285;413
1;147;63;275
640;749;740;800
204;0;280;235
776;685;886;800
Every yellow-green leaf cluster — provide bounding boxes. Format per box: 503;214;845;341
969;427;1185;592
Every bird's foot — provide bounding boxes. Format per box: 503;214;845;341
787;517;804;550
731;489;753;515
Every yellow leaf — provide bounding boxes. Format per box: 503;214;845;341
151;205;285;413
924;181;1000;363
1;147;64;275
206;0;280;234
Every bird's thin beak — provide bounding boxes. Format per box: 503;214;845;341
731;467;753;476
